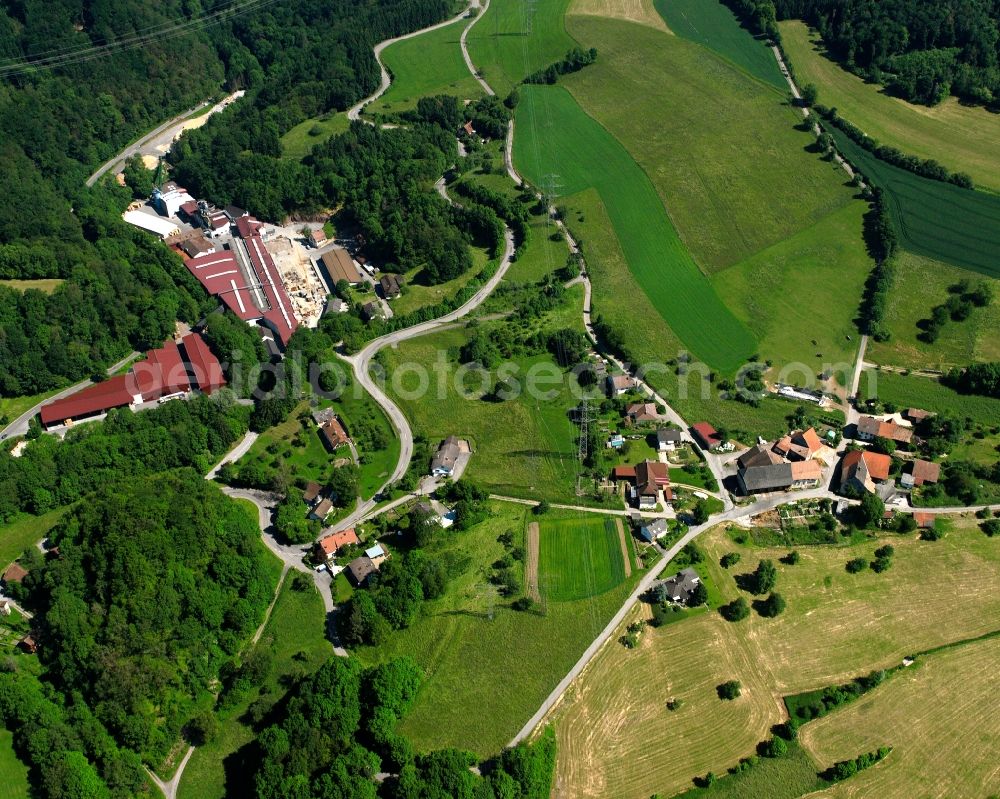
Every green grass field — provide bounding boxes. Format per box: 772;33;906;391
538;513;626;601
829;126;1000;278
514;84;755;371
279;113;350;160
653;0;785;89
861;370;1000;428
0;278;64;294
0;507;68;570
562;15;854;273
177;573;330;799
782;20;1000;193
356;502;640;755
466;0;577;96
0;728;29;799
865;251;1000;370
672;742;824;799
370;12;484;116
391;246;491;317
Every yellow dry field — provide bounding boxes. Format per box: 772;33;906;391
700;520;1000;693
569;0;669;32
552;604;785;799
799;635;1000;799
781;20;1000;192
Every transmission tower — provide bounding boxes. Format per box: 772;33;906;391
577;397;591;465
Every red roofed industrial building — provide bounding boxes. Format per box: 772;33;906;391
39;333;225;429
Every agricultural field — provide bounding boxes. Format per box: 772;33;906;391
0;278;64;294
0;507;68;570
279;113;349;160
714;202;872;376
829;127;1000;279
465;0;577;96
860;370;1000;429
357;502;641;756
653;0;785;89
369;12;483;117
514;84;755;372
379;324;589;505
569;0;666;32
538;512;628;601
0;728;29;799
865;251;1000;370
177;572;330;799
781;20;1000;193
561;15;854;273
798;635;1000;799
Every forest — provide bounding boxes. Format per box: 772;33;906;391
1;470;278;794
726;0;1000;107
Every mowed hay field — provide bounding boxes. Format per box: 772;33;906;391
0;728;29;799
551;604;786;799
370;13;483;115
514;85;755;371
700;521;1000;692
539;513;627;601
865;251;1000;370
830;127;1000;279
782;20;1000;193
466;0;577;96
799;635;1000;799
562;15;854;273
570;0;667;32
653;0;784;88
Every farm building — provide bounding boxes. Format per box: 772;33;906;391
856;415;914;447
691;422;723;450
773;427;823;461
840;449;893;496
901;459;941;489
738;459;822;495
738;443;784;470
905;408;933;424
319;249;364;286
635;460;671;509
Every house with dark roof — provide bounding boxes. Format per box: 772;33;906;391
611;465;637;483
905;408;933;424
346;555;378;586
739;463;794;494
638;518;668;543
738;443;784;470
656;428;683;451
652;568;701;604
362;301;384;322
691;422;723;450
901;459;941;489
431;436;465;476
303;482;323;506
840;449;893;496
379;274;402;299
309;498;334;521
179;236;217;259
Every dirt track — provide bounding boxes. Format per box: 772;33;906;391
526;522;541;602
614;518;632;578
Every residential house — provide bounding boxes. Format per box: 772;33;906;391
379;274;402;299
840;449;893;496
431;436;467;477
1;563;27;588
346;555;378;586
737;443;784;470
607;374;637;397
773;428;823;461
691;422;723;451
856;415;914;447
905;408;933;424
635;460;671;509
901;459;941;489
308;227;328;248
656;428;683;452
365;543;388;567
626;402;660;423
653;568;701;604
315;528;360;562
319;417;350;451
309;498;335;521
462;121;476;137
638;518;668;543
362;301;384;322
790;459;823;488
303;482;323;506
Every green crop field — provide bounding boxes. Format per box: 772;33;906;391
782;20;1000;193
465;0;577;96
514;84;755;371
562;15;854;273
538;513;626;601
865;251;1000;370
860;370;1000;428
280;113;349;160
0;729;29;799
653;0;785;89
829;127;1000;278
356;502;641;756
370;12;484;116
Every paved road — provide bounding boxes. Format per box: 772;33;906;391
1;350;140;439
347;1;479;121
460;0;493;96
146;746;194;799
204;431;259;480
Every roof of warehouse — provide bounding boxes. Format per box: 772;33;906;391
183;251;261;322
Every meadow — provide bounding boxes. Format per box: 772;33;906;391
865;251;1000;370
562;15;854;273
279;113;349;160
0;507;68;570
538;513;627;601
465;0;577;96
653;0;785;89
0;729;28;799
0;279;64;294
782;20;1000;193
861;370;1000;428
569;0;667;32
390;245;491;317
798;635;1000;799
829;126;1000;278
514;84;755;372
356;502;641;755
177;572;330;799
369;12;484;116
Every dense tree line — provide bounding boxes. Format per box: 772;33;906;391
856;189;897;342
8;470;276;773
943;361;1000;397
0;394;249;522
253;656;556;799
523;47;599;85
